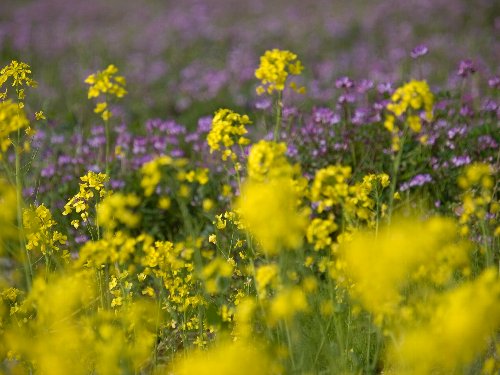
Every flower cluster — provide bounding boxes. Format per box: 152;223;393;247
0;100;30;158
247;140;294;181
255;49;305;95
0;179;17;252
23;204;68;257
457;163;497;237
389;268;500;374
339;217;470;322
207;108;251;161
0;60;37;104
384;80;434;150
85;64;127;120
236;177;309;255
97;193;141;231
62;171;109;228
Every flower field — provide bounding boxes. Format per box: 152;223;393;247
0;0;499;374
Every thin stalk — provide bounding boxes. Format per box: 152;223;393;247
387;126;409;223
273;91;283;141
104;118;111;177
15;128;32;290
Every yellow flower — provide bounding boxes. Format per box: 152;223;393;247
207;108;251;160
255;49;305;94
388;269;500;374
170;339;278;375
34;111;45;120
268;287;308;325
236;178;309;255
0;100;30;158
247;140;293;182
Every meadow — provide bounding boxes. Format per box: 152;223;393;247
0;0;499;374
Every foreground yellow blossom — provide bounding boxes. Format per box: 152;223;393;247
236;178;309;255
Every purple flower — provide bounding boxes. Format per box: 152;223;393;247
335;76;354;89
255;98;272;110
312;107;339;125
410;44;428;59
457;59;476;78
451;155;471;167
41;165;55;177
400;174;433;191
197;116;212;133
477;135;498;150
356;79;373;94
377;82;393;94
488;76;500;89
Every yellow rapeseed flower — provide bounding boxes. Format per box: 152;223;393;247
255;49;305;95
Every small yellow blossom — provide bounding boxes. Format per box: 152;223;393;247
255;49;305;94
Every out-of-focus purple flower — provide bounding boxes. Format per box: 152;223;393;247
477;135;498;150
41;165;55;177
337;93;356;104
377;82;393;94
481;98;498;112
457;59;476;78
312;107;339;125
110;179;125;190
255;98;272;110
356;79;373;94
335;76;354;89
75;234;89;244
400;173;433;191
51;135;65;144
286;144;298;158
197;116;212;133
57;155;72;166
410;44;428;59
283;106;298;119
459;105;474;117
88;135;106;148
447;125;467;139
488;76;500;89
352;108;370;125
451;155;471;167
171;149;185;158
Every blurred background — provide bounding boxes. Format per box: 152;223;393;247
1;0;498;123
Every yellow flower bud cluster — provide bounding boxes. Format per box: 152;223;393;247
23;204;68;257
207;108;251;161
236;177;309;256
63;171;109;227
457;163;497;236
0;100;30;159
311;166;390;226
247;140;294;181
339;217;470;323
255;49;305;95
0;180;17;253
384;80;434;151
85;64;127;121
97;193;141;231
388;268;500;374
140;155;186;197
0;60;37;104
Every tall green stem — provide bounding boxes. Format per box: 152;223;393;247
273;91;283;141
104;119;111;177
15;128;32;290
387;127;408;223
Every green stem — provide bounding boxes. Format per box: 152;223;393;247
104;118;111;177
15;128;32;290
387;128;408;223
273;91;283;142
